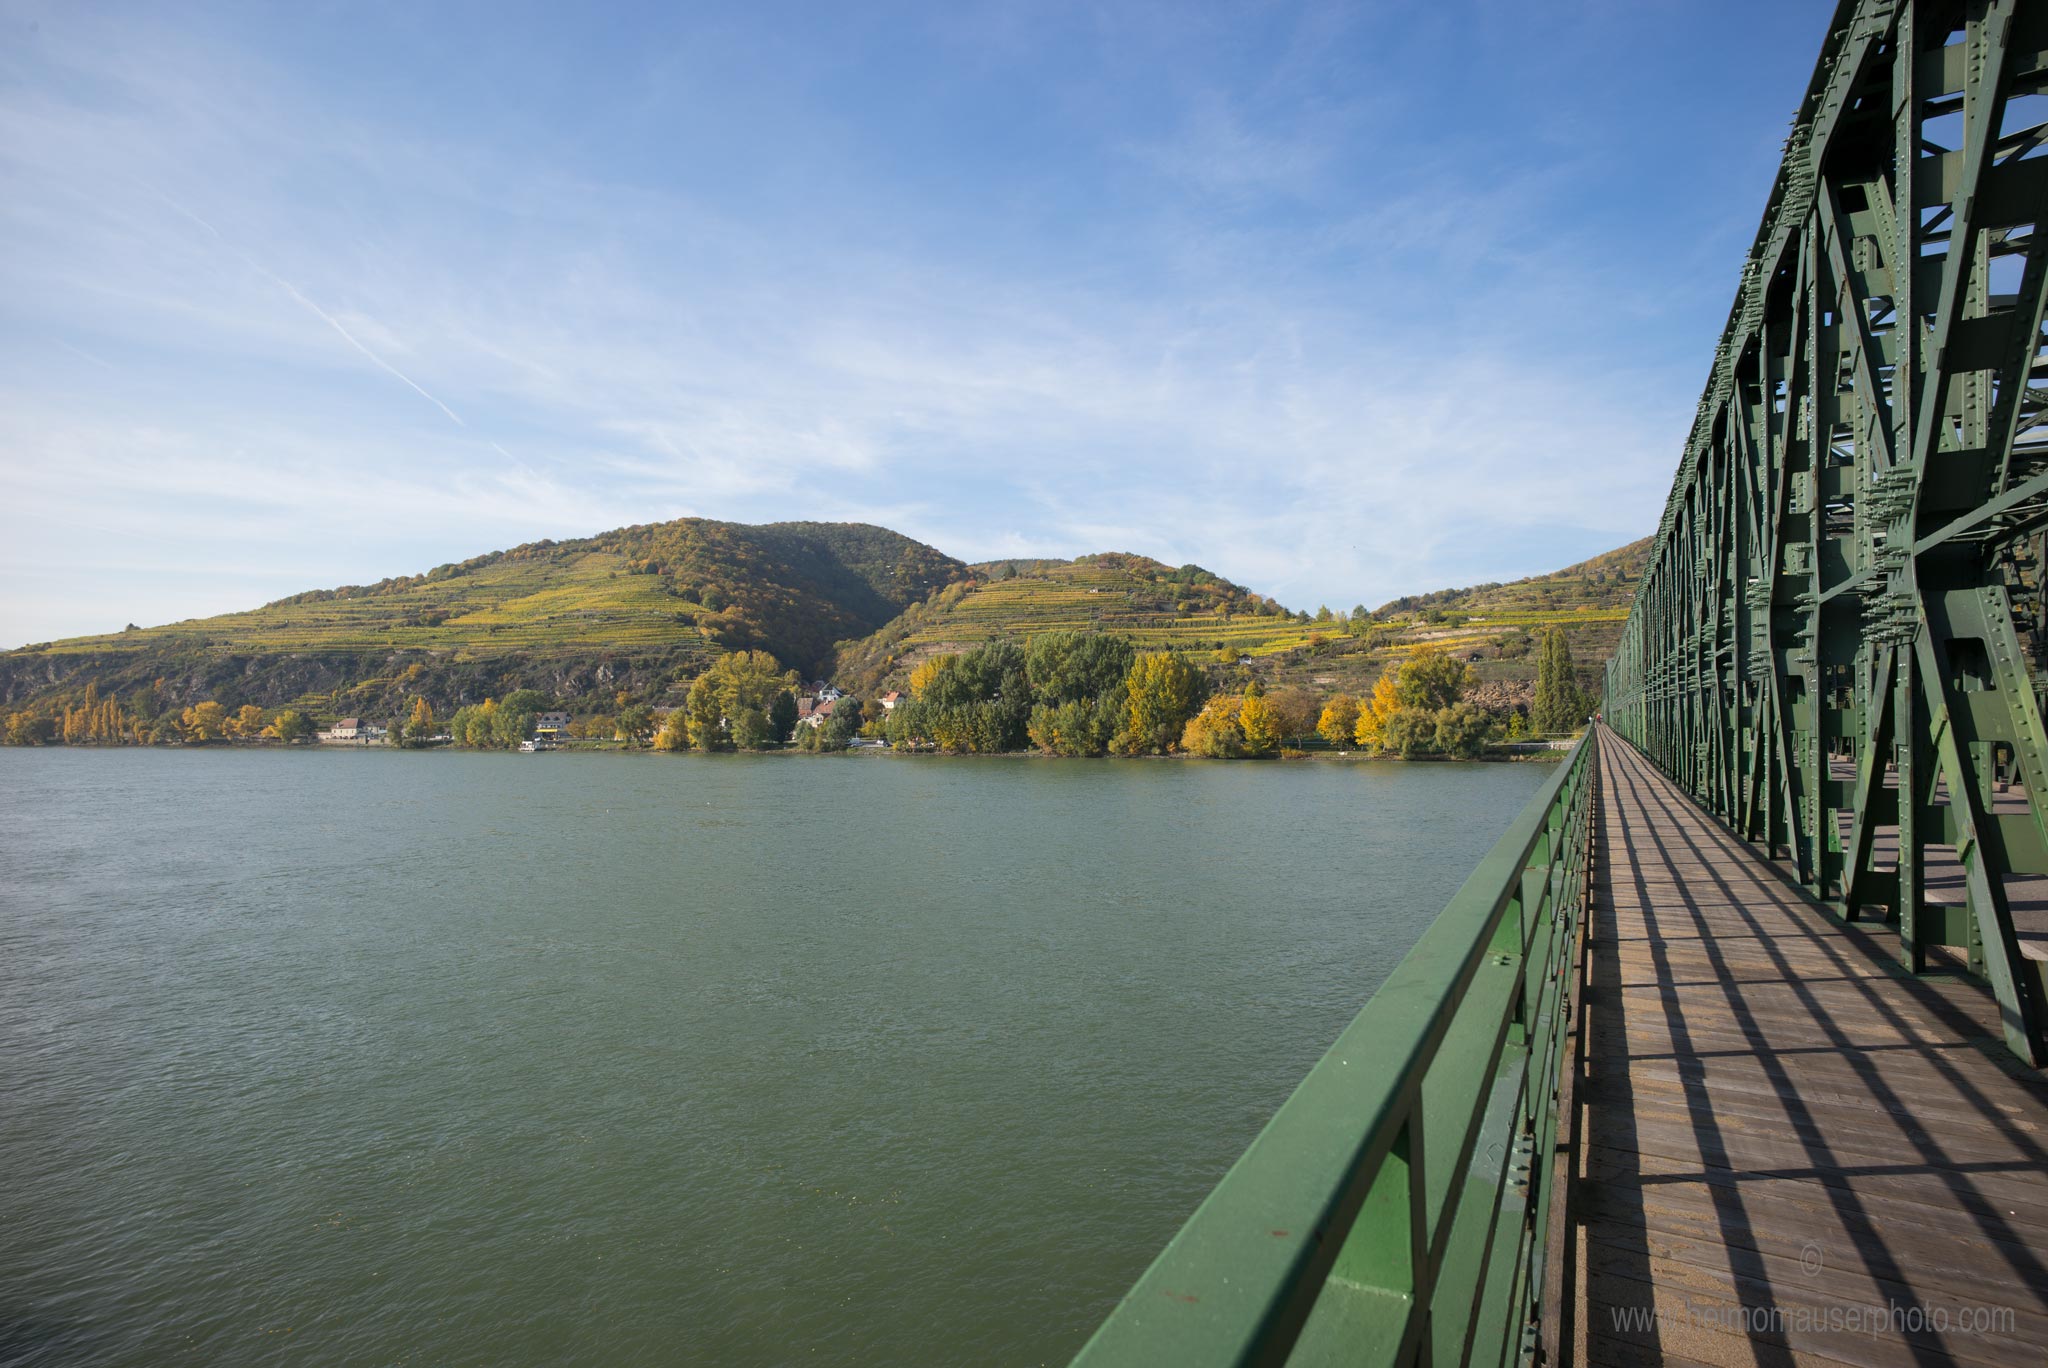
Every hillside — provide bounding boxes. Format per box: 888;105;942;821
1373;537;1650;619
832;553;1330;695
2;524;1648;732
0;520;966;720
832;538;1648;701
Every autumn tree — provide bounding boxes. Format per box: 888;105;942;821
907;654;958;702
5;713;55;745
231;704;267;739
1354;673;1403;750
182;701;229;743
1180;694;1246;757
653;709;690;751
394;697;435;748
1114;650;1207;754
1239;683;1279;756
1267;686;1319;746
1317;693;1360;747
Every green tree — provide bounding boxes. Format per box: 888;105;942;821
617;704;654;744
1432;702;1493;758
264;709;316;744
768;690;799;743
1027;695;1125;756
492;707;535;748
1114;650;1207;754
1382;707;1437;758
1393;644;1474;713
888;642;1030;753
684;650;800;751
499;689;551;715
1532;629;1590;734
1025;631;1134;707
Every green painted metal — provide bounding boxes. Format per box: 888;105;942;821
1605;0;2048;1065
1070;734;1597;1368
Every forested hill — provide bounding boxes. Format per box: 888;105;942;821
0;520;967;719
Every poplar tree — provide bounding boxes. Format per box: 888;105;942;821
1532;629;1589;734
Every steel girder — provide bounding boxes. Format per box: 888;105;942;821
1604;0;2048;1065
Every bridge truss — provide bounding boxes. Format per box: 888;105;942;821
1605;0;2048;1064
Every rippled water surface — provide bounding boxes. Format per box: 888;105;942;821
0;747;1548;1366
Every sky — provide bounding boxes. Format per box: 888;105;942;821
0;0;1834;646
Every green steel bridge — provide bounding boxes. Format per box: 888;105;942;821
1072;3;2048;1364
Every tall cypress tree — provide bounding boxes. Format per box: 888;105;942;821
1532;629;1588;734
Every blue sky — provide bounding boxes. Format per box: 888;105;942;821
0;0;1829;646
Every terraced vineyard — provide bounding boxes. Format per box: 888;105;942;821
0;519;966;721
3;522;1650;728
838;540;1650;704
833;554;1329;692
37;551;707;659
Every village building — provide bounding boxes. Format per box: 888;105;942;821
533;710;571;737
880;691;903;712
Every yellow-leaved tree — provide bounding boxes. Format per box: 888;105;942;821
908;654;958;701
181;701;229;743
1353;674;1401;749
1317;693;1359;747
1238;683;1279;756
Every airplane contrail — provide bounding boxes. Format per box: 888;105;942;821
151;188;466;429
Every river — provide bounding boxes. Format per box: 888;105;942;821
0;747;1548;1366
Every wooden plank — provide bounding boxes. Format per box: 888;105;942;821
1570;730;2048;1366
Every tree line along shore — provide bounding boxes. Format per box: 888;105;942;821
2;628;1593;760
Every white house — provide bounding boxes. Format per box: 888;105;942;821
880;691;904;712
534;710;571;737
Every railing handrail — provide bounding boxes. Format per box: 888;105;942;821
1072;730;1597;1366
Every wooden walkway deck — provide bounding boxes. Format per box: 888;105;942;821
1565;731;2048;1368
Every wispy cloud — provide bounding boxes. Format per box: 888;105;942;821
151;188;468;428
0;0;1809;647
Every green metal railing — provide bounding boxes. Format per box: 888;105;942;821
1072;733;1597;1367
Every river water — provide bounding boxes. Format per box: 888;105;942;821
0;748;1547;1366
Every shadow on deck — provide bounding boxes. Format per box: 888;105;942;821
1565;732;2048;1367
